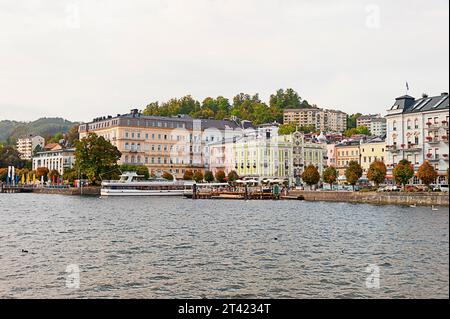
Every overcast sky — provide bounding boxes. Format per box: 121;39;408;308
0;0;448;122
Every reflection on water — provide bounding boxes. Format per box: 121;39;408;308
0;194;448;299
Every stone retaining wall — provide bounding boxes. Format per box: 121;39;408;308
288;190;449;207
32;187;101;196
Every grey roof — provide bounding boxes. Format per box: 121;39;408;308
389;93;449;113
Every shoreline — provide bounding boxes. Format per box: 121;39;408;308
1;185;448;207
288;190;449;207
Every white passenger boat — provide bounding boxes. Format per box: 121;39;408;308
101;172;194;197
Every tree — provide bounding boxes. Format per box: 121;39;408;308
347;113;362;129
367;160;387;188
63;168;78;184
66;124;80;147
73;133;122;185
215;170;226;183
323;166;338;190
301;165;320;188
35;167;49;181
193;171;204;183
0;168;7;182
417;161;438;187
204;170;214;183
0;146;23;168
227;170;239;182
279;123;297;135
183;170;194;180
48;132;64;144
393;159;414;190
344;125;370;137
162;172;174;181
345;161;363;191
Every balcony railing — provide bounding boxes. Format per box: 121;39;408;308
386;145;399;153
426;137;441;144
427;155;441;162
403;145;422;152
426;123;441;131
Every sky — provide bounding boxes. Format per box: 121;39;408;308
0;0;448;122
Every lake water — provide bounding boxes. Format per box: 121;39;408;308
0;194;448;299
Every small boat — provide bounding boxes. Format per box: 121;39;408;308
101;172;194;197
409;204;417;208
431;206;439;211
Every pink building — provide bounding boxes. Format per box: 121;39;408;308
327;144;337;167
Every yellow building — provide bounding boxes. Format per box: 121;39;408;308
360;139;387;175
78;109;243;179
335;141;361;175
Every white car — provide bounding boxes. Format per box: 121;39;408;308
433;184;449;193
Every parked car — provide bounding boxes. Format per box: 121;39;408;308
378;185;400;192
433;184;449;193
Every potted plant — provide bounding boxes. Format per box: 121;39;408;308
426;122;433;126
426;136;433;141
426;153;432;158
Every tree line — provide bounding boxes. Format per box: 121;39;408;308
142;88;313;125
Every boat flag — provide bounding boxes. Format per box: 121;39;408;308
21;174;25;185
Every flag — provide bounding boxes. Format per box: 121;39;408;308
406;81;409;91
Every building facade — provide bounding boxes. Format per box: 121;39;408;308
385;93;449;184
356;114;387;136
335;141;361;175
17;135;45;160
360;138;386;175
32;144;76;175
209;128;327;185
78;110;244;179
283;108;347;133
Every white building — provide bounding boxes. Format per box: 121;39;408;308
385;93;449;184
32;144;76;175
356;115;387;136
283;108;347;133
16;135;45;160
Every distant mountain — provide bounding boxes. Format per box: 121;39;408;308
0;118;77;144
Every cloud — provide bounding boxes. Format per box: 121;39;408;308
0;0;448;121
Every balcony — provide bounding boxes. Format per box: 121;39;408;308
386;145;399;153
426;137;441;145
426;154;441;163
442;136;449;144
403;144;422;152
426;123;441;131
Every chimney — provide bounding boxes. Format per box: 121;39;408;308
441;92;449;96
